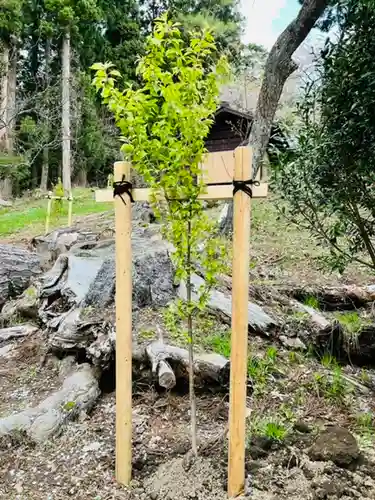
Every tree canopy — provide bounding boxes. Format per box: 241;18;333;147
0;0;244;195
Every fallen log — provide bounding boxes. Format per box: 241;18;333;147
145;341;230;390
0;361;100;444
178;274;277;334
0;324;38;342
345;325;375;366
291;284;375;311
292;301;332;330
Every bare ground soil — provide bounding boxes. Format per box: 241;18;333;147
1;325;375;500
1;201;375;499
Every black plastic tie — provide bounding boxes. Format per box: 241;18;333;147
232;179;260;198
113;175;134;205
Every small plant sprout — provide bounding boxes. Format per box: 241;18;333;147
288;351;302;364
334;311;369;337
139;329;156;340
353;412;375;447
360;369;371;384
248;417;289;443
313;365;352;402
92;14;230;456
262;421;288;442
63;401;77;412
204;332;231;358
247;346;279;394
304;295;320;310
266;346;278;362
355;412;374;433
321;352;338;369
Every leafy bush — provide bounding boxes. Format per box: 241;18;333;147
272;1;375;273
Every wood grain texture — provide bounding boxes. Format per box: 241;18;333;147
114;161;133;486
228;147;252;498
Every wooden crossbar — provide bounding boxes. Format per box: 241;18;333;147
95;183;268;204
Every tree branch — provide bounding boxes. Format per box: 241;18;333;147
248;0;330;178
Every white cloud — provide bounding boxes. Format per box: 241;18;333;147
240;0;286;49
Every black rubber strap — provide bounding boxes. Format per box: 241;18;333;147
206;180;260;198
113;175;134;205
232;179;260;198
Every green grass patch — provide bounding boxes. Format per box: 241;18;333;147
334;311;370;336
304;295;320;310
247;346;279;394
138;329;157;340
320;352;339;369
202;331;231;358
247;414;291;444
312;365;352;402
0;188;113;237
353;412;375;446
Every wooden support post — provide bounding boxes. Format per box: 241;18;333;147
45;194;52;235
114;161;133;485
228;146;252;498
67;196;73;227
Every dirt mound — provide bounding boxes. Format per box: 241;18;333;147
144;456;226;500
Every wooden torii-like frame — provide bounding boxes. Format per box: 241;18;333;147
95;146;268;498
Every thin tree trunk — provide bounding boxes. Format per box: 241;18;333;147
219;201;233;237
248;0;329;178
0;44;9;149
62;31;72;197
350;202;375;269
40;38;51;192
76;168;87;187
187;219;198;456
0;43;14;199
7;44;17;154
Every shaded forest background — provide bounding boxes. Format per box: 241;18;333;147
0;0;249;196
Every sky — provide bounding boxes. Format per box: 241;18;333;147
240;0;301;49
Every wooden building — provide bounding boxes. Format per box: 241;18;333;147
201;103;289;185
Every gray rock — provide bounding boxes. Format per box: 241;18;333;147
280;335;307;350
0;244;42;309
32;227;99;266
308;426;360;467
82;441;101;453
294;421;311;434
178;274;276;333
0;343;14;358
1;286;39;323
